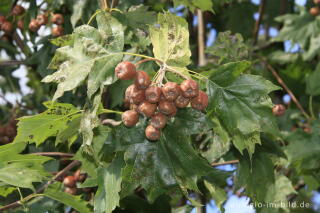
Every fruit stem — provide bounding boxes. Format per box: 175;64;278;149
100;108;123;114
135;58;157;67
166;66;189;80
87;9;102;25
121;52;163;64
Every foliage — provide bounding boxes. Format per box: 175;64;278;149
0;0;320;213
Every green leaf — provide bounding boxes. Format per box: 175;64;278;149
43;12;124;100
0;143;51;190
173;0;213;12
173;108;211;135
0;185;16;197
125;5;157;30
200;117;231;163
262;174;297;211
150;12;191;67
14;102;81;146
306;65;320;96
284;125;320;173
123;127;212;200
235;151;275;202
94;154;124;213
206;31;248;64
204;180;227;212
273;8;320;60
44;183;92;213
206;61;279;156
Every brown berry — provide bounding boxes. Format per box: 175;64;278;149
191;91;208;111
52;26;64;37
310;7;320;16
0;16;6;25
169;106;177;117
138;101;157;117
158;101;176;115
12;5;25;16
145;86;162;103
36;14;48;26
180;79;199;98
115;61;136;80
122;110;139;127
304;127;312;134
145;125;161;141
74;170;86;183
17;19;24;30
64;187;77;195
272;104;286;116
129;84;145;104
162;82;181;101
175;95;190;108
1;21;13;34
28;19;40;32
63;176;76;187
135;71;151;89
51;14;64;25
151;113;167;129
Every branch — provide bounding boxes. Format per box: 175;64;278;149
197;9;206;66
30;152;74;158
0;60;25;66
211;159;239;167
12;31;31;57
253;0;267;45
0;160;80;212
262;60;311;120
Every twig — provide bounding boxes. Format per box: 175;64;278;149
197;9;206;66
0;60;25;66
263;60;311;120
101;119;122;126
211;159;239;167
0;160;80;212
253;0;266;45
30;152;74;158
99;0;108;10
12;31;31;57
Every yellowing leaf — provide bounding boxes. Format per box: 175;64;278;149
150;12;191;67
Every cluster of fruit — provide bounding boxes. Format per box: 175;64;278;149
0;4;64;39
0;118;17;145
62;170;91;195
115;61;209;141
310;0;320;16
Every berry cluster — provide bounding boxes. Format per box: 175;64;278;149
310;0;320;16
29;13;64;36
115;61;209;141
0;118;17;145
62;169;90;195
0;4;64;38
